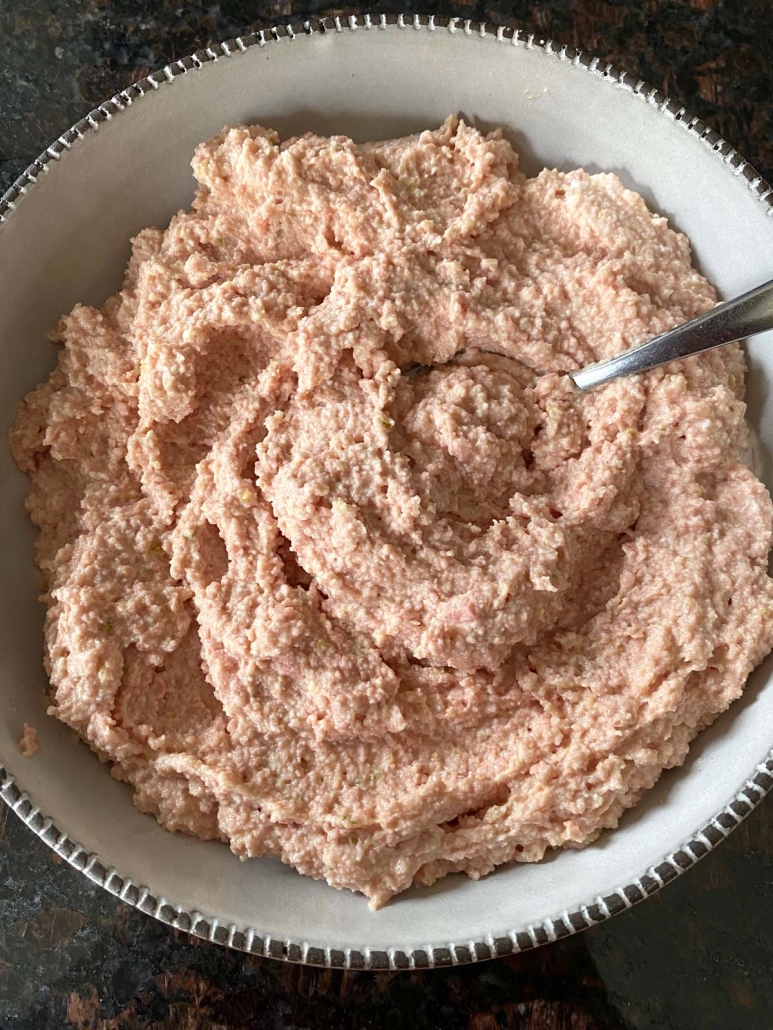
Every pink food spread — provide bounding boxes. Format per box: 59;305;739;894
10;117;773;907
18;723;39;758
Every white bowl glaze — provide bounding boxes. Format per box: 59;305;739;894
2;15;773;968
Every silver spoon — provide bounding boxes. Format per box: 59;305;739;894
571;278;773;391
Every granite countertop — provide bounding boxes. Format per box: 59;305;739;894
2;2;773;1028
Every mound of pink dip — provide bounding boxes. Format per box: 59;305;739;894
10;118;773;907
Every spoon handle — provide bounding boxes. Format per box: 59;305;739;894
571;278;773;391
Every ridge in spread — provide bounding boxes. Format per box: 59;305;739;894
10;117;773;908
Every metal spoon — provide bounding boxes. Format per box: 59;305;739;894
571;278;773;391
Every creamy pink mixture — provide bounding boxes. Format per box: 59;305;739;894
18;723;39;758
10;118;773;907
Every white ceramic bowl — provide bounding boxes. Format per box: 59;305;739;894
3;15;773;969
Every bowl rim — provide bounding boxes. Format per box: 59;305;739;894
2;12;773;970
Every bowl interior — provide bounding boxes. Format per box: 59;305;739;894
2;25;773;956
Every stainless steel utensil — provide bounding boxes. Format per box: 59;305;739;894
571;278;773;391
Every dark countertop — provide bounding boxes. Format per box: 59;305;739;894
2;3;773;1028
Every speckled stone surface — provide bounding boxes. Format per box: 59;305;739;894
2;2;773;1028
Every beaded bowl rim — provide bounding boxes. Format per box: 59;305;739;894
2;13;773;970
